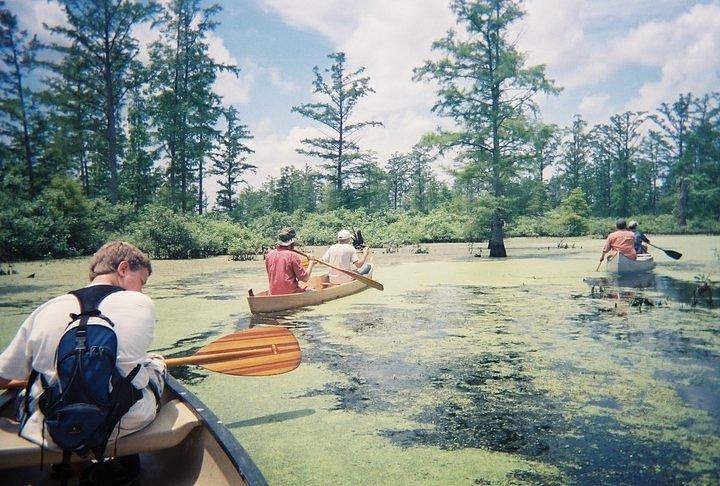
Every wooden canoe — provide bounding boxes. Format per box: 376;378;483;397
606;252;655;274
0;375;267;485
248;265;373;314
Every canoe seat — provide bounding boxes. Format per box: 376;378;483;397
0;399;201;470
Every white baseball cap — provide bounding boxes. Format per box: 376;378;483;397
337;229;353;240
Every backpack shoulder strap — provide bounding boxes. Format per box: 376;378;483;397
69;285;124;313
68;285;124;329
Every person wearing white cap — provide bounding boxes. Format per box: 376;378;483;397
321;229;370;284
628;220;650;254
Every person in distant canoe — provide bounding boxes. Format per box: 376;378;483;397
628;220;650;254
599;218;637;264
321;229;370;284
265;227;315;295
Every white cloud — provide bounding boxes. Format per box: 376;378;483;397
578;93;612;124
247;122;318;185
263;0;455;170
622;3;720;112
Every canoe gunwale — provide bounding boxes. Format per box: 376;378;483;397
0;377;267;486
165;375;268;486
248;268;374;314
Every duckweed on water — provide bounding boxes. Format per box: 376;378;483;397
1;236;719;484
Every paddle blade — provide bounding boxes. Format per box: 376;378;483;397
196;326;301;376
664;249;682;260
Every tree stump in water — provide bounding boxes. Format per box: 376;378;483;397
488;211;507;258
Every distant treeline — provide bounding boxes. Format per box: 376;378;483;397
0;0;718;261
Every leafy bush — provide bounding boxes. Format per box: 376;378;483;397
228;227;270;261
125;205;196;259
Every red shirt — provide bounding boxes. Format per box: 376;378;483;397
265;247;309;295
602;229;637;260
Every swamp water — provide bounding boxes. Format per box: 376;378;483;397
1;236;719;484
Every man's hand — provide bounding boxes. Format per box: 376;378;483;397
362;247;369;255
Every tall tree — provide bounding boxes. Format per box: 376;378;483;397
211;106;255;212
527;121;558;183
636;130;671;214
120;84;160;210
558;115;589;195
149;0;233;213
0;1;41;197
42;44;101;196
593;111;647;216
407;144;436;214
46;0;158;204
414;0;559;256
354;160;389;210
386;152;411;210
653;93;693;226
685;93;720;221
291;51;383;207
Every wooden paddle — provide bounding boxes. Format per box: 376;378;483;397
292;249;384;291
1;327;301;389
596;252;614;271
647;242;682;260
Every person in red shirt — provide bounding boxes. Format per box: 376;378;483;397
265;227;316;295
600;218;637;264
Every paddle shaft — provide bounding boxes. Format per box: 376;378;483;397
2;327;301;389
292;249;384;291
647;242;682;260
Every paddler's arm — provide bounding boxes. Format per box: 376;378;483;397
354;246;370;268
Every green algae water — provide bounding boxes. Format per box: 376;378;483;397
1;236;719;484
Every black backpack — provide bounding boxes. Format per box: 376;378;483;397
24;285;142;464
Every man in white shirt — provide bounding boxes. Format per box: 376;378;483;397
322;229;370;284
0;241;166;452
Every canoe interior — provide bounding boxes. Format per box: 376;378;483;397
0;376;266;486
248;267;374;314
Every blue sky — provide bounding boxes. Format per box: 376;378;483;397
7;0;720;190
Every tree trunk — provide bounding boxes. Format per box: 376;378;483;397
488;210;507;257
103;16;118;204
10;40;34;197
678;177;688;227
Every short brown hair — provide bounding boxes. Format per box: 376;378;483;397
89;241;152;280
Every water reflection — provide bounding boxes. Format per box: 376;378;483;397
583;273;718;308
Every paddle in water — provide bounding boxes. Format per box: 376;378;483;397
1;327;301;389
292;249;384;291
648;242;682;260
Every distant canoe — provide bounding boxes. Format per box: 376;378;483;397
248;266;373;314
606;252;655;274
0;376;266;485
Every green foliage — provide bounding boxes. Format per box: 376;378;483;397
0;176;104;259
228;227;269;261
125;204;196;259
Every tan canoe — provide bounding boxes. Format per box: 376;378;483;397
606;252;655;274
248;266;374;314
0;376;266;485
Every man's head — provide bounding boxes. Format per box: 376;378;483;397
616;218;627;230
337;229;353;243
89;241;152;291
628;220;638;230
277;227;297;247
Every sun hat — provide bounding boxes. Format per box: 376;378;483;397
277;227;297;246
337;229;353;241
628;220;638;229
